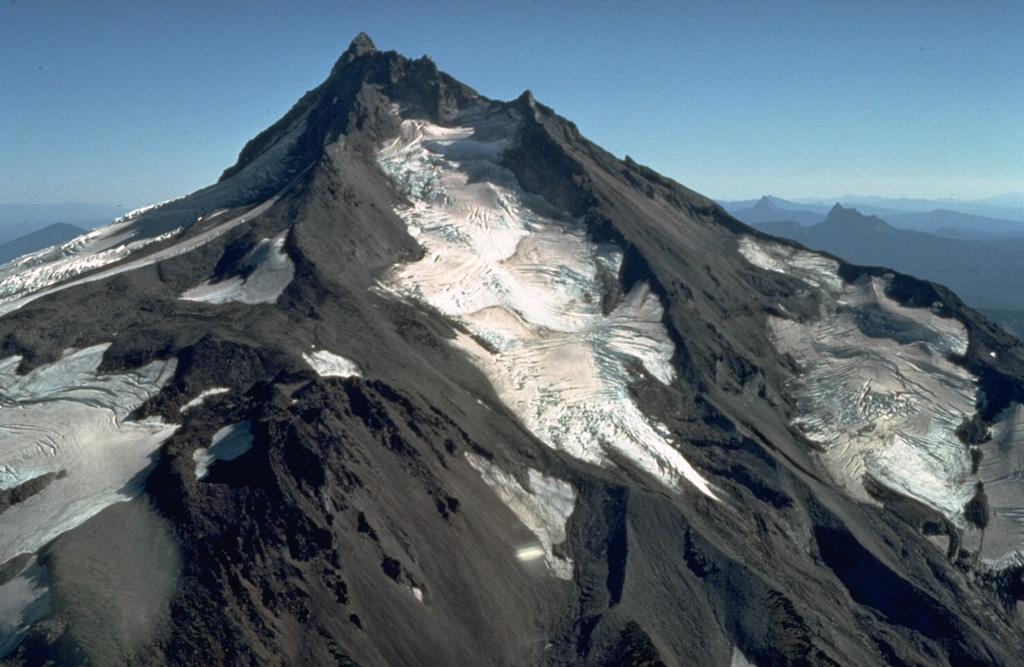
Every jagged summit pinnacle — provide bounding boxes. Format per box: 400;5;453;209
344;32;377;60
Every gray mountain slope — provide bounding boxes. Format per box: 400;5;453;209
3;35;1024;666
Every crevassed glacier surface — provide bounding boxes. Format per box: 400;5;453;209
0;345;177;565
376;110;715;500
739;237;977;523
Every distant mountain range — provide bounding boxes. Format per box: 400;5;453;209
742;202;1024;335
0;202;121;245
722;195;1024;238
0;223;86;265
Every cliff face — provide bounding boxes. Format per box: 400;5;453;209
3;35;1024;666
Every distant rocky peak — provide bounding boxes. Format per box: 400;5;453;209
753;195;783;211
822;202;893;231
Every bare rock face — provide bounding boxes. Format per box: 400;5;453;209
4;35;1024;666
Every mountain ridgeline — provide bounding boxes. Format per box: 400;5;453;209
3;35;1024;666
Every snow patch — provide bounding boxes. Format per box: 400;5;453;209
377;113;714;499
730;647;757;667
303;350;362;378
0;345;177;565
466;452;576;579
193;420;254;480
740;236;978;526
180;387;231;413
181;231;295;304
0;556;50;658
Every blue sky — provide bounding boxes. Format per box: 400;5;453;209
2;1;1021;209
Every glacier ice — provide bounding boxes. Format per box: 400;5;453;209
0;345;177;566
0;168;307;318
966;404;1024;567
377;111;715;499
466;453;576;579
739;237;978;525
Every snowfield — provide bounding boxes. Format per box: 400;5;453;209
0;345;177;566
0;556;50;658
303;349;362;378
466;452;576;579
181;231;295;304
376;110;716;500
193;420;254;480
180;387;231;413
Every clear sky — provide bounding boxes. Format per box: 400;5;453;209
2;0;1021;210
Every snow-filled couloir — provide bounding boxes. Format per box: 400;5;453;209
376;108;716;500
466;452;576;579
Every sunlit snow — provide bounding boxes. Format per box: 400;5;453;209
0;163;312;319
193;420;254;480
466;453;576;579
0;555;50;658
179;387;231;413
739;237;978;525
730;647;757;667
181;231;295;304
0;345;177;565
377;112;715;499
303;350;362;378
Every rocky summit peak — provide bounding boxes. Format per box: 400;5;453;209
343;32;377;60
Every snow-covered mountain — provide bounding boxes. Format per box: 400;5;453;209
4;35;1024;665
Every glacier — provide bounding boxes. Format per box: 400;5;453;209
0;345;177;566
739;237;978;522
376;109;716;500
